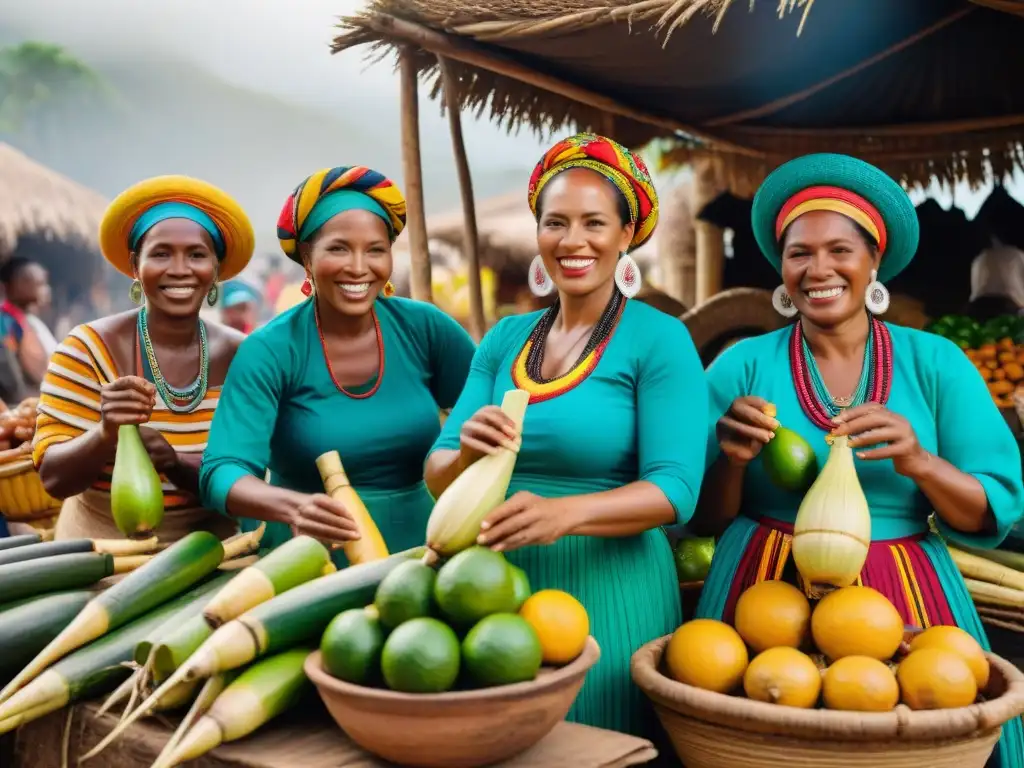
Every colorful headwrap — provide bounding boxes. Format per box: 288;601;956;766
527;133;659;252
751;153;920;283
99;175;255;281
277;167;407;262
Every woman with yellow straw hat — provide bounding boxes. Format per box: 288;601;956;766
425;134;707;738
199;166;475;558
33;175;255;543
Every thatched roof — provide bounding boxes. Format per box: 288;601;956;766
0;143;107;255
334;0;1024;193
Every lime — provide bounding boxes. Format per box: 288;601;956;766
321;607;384;685
509;565;532;611
462;613;543;688
434;546;516;626
674;537;715;583
380;617;461;693
375;560;436;630
761;426;818;493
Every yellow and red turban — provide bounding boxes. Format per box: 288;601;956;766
277;166;406;262
752;153;919;282
527;133;659;252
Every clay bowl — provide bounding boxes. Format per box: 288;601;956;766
304;636;600;768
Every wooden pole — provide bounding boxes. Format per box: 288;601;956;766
692;157;724;305
399;49;432;302
438;56;485;340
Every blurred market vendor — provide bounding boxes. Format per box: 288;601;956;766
33;175;256;542
199;166;475;560
0;257;53;401
425;134;707;738
964;241;1024;322
219;279;261;334
691;154;1023;767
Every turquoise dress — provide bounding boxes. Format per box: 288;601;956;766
199;297;476;562
431;299;708;737
696;323;1024;768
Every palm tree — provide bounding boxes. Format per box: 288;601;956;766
0;42;110;133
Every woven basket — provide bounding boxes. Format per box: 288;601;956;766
0;454;62;523
632;635;1024;768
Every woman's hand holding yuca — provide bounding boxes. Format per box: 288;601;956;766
459;405;521;466
716;396;779;466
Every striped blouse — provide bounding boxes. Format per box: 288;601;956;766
32;323;220;513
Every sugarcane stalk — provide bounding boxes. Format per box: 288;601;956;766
150;672;236;768
949;546;1024;590
964;577;1024;608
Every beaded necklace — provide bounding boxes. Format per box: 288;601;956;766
790;315;893;431
136;307;209;414
314;301;384;400
511;288;625;403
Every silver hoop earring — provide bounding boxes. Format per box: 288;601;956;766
528;255;554;297
614;253;641;299
772;284;799;318
864;269;890;314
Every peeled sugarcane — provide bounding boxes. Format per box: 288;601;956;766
963;577;1024;609
948;546;1024;591
316;451;389;563
151;649;311;768
220;523;266;562
423;389;529;565
0;536;160;567
150;672;237;767
0;577;223;733
88;548;424;756
0;530;224;706
0;591;94;679
953;543;1024;573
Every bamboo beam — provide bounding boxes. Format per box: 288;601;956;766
438;55;485;340
692;157;724;305
400;48;432;303
361;13;762;158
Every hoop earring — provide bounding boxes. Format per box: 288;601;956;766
301;277;313;297
772;284;799;318
129;280;144;306
614;253;641;299
207;283;219;307
382;280;396;298
864;269;890;315
528;255;554;297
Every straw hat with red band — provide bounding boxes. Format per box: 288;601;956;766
751;153;919;283
100;175;255;282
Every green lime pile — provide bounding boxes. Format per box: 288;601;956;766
926;314;1024;350
319;547;542;694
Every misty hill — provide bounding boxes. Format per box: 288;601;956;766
0;34;527;252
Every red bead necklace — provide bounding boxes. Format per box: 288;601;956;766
314;302;384;400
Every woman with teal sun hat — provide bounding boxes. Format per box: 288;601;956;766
34;175;255;543
425;133;707;739
199;166;476;562
219;280;261;335
690;153;1023;768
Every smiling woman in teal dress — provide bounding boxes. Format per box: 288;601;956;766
199;167;476;561
425;134;708;738
691;154;1024;768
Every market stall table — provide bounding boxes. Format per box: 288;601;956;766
2;701;657;767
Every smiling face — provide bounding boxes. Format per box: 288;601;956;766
132;218;219;318
300;209;392;318
535;168;635;298
780;210;881;328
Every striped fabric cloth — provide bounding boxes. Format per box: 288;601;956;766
32;323;218;514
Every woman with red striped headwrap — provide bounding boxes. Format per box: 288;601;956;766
199;166;476;561
692;154;1023;768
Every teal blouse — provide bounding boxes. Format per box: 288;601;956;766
705;323;1024;547
199;297;476;559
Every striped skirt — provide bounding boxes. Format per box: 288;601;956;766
695;515;1023;768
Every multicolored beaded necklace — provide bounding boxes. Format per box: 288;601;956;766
511;288;625;403
790;315;893;431
314;301;384;400
136;307;209;414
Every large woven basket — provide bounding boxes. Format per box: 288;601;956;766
0;452;61;523
632;635;1024;768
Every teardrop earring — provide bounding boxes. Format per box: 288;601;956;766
528;255;554;297
614;253;642;299
207;283;219;307
772;284;799;318
864;269;890;315
129;280;144;306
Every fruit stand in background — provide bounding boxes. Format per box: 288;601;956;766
0;397;61;535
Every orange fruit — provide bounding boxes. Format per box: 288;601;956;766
908;625;989;688
743;647;822;708
734;580;811;652
822;656;899;712
897;648;978;710
810;586;904;661
519;589;589;665
665;619;748;694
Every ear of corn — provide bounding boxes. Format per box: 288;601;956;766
153;649;311;768
0;552;113;605
316;451;389;564
0;591;94;678
202;535;331;628
0;531;223;706
425;389;530;560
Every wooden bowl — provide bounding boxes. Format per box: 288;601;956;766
632;634;1024;768
304;636;600;768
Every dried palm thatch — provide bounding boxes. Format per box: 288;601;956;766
335;0;1024;193
0;143;106;255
